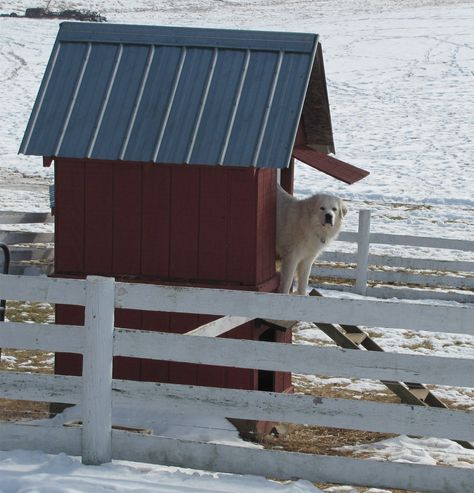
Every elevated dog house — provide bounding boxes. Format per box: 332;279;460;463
19;23;368;393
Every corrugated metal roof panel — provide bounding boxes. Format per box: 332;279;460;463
20;22;320;169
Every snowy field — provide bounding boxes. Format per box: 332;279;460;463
1;0;473;492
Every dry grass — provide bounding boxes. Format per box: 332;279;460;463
0;301;55;422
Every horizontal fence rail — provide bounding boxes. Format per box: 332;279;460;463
0;211;54;276
312;210;474;302
0;274;473;493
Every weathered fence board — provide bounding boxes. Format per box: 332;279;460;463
114;328;474;388
0;273;85;305
0;211;53;224
0;372;81;403
115;281;474;334
112;432;474;493
1;274;472;492
0;423;81;456
112;379;473;441
0;231;54;244
0;321;83;353
185;316;252;337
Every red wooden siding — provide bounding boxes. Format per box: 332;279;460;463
54;162;85;273
55;160;277;287
53;159;289;392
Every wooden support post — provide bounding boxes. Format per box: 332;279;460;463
82;276;115;465
355;209;371;295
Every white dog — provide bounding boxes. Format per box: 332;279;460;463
276;185;347;295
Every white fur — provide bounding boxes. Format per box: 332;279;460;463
276;185;347;295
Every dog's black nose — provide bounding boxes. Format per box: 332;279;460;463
325;213;333;225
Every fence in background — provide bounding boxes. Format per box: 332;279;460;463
0;209;473;302
0;212;53;276
0;274;473;492
315;209;474;302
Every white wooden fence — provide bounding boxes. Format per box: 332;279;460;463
0;212;54;276
314;209;474;303
0;274;473;492
1;209;472;302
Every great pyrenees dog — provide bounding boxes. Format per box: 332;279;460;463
276;185;347;295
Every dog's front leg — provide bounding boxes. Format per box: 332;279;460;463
296;257;314;295
279;255;298;294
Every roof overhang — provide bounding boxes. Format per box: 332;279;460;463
292;145;369;184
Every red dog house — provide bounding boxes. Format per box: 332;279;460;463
20;23;368;394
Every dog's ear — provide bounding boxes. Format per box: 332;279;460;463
339;200;348;218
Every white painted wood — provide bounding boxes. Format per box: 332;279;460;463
368;232;474;251
367;253;474;273
185;316;252;337
0;322;83;353
311;266;356;279
82;276;115;465
111;432;474;493
312;283;474;304
114;329;474;387
10;247;54;261
0;211;53;224
113;379;473;441
0;273;86;305
0;423;81;456
115;281;474;334
313;265;474;288
336;231;359;243
355;209;371;295
368;270;474;289
0;231;54;244
0;372;81;403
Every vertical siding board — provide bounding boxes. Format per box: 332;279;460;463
224;322;255;389
113;163;142;275
141;164;171;279
198;167;228;281
54;160;85;274
169;313;199;385
84;161;114;275
169;166;200;280
227;168;258;284
54;304;84;376
114;309;142;381
260;170;276;283
196;314;227;388
141;311;170;383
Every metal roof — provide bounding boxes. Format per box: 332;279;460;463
19;22;323;168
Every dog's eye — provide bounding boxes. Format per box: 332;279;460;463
332;207;337;212
320;206;325;211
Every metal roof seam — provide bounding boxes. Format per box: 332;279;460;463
21;42;61;155
185;47;219;164
152;46;187;163
252;50;284;167
218;49;251;166
54;42;92;157
86;43;124;158
119;44;155;161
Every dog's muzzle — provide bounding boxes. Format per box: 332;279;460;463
324;213;334;225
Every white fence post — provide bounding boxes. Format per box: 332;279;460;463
355;209;371;295
82;275;115;465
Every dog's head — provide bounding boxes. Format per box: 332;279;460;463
311;194;347;230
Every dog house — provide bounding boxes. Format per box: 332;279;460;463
19;23;368;394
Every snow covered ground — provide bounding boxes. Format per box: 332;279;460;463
1;0;473;491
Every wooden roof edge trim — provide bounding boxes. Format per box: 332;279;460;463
292;145;370;185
